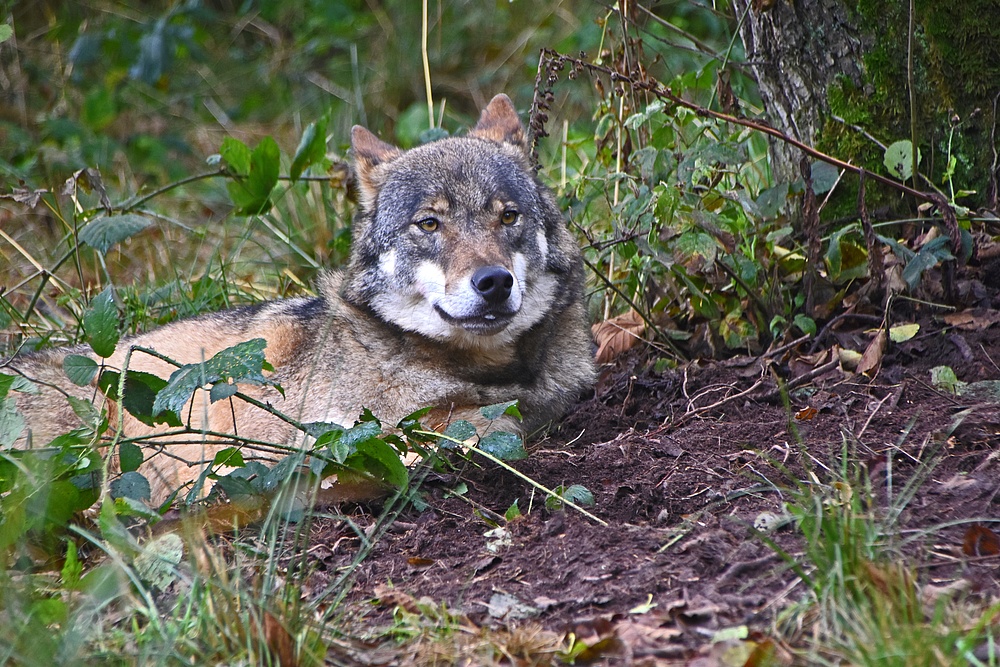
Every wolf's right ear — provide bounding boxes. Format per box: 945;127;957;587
351;126;403;208
469;94;528;155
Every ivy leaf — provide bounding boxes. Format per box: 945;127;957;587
78;214;151;254
290;115;328;181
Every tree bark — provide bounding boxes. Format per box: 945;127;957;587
730;0;869;184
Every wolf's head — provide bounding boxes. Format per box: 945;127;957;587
343;94;581;351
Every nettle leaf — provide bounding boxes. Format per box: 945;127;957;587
109;471;151;502
99;370;181;427
119;442;143;474
224;137;280;215
63;355;99;386
78;214;152;254
290;115;328;181
152;338;271;417
84;286;120;358
478;431;528;461
480;400;522;422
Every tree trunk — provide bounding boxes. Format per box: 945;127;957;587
730;0;869;185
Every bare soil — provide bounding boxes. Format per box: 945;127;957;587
294;313;1000;664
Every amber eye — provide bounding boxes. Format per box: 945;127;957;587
416;218;440;232
500;209;519;225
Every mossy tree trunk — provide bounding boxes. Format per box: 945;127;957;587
732;0;1000;211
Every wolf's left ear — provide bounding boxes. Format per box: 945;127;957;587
469;94;528;154
351;126;403;207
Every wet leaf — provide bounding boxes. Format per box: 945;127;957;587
478;431;528;461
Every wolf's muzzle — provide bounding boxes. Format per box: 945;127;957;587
472;266;514;305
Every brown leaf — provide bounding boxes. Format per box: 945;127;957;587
963;524;1000;557
373;584;421;613
856;329;887;376
943;309;1000;331
592;309;646;364
262;612;297;667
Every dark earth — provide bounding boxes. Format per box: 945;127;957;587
281;312;1000;665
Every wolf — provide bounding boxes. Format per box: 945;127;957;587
5;94;595;504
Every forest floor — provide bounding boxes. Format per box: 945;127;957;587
282;313;1000;665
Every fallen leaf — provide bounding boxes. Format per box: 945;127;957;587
889;322;920;342
963;524;1000;557
856;329;887;376
592;309;646;364
943;309;1000;331
794;406;818;421
407;556;435;568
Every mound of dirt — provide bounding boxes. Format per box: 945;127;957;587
296;315;1000;663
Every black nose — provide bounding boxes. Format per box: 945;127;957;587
471;266;514;304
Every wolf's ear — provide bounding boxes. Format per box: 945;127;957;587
469;94;528;153
351;126;403;207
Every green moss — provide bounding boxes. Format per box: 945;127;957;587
819;0;999;213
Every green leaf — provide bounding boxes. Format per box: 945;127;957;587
884;140;920;181
353;438;408;489
63;354;99;386
213;447;245;468
225;137;280;215
930;366;962;394
545;484;595;511
504;500;522;521
0;25;13;44
119;442;143;473
110;471;151;501
793;313;817;336
0;373;38;399
755;182;789;218
442;419;477;443
480;400;522;422
209;382;238;403
889;323;920;343
83;286;119;358
0;398;25;447
810;161;840;194
219;137;251;175
99;370;181;427
78;214;152;254
290;115;328;181
478;431;528;461
152;338;271;416
61;541;83;589
134;533;184;590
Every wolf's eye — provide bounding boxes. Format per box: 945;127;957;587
416;218;440;233
500;209;519;225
